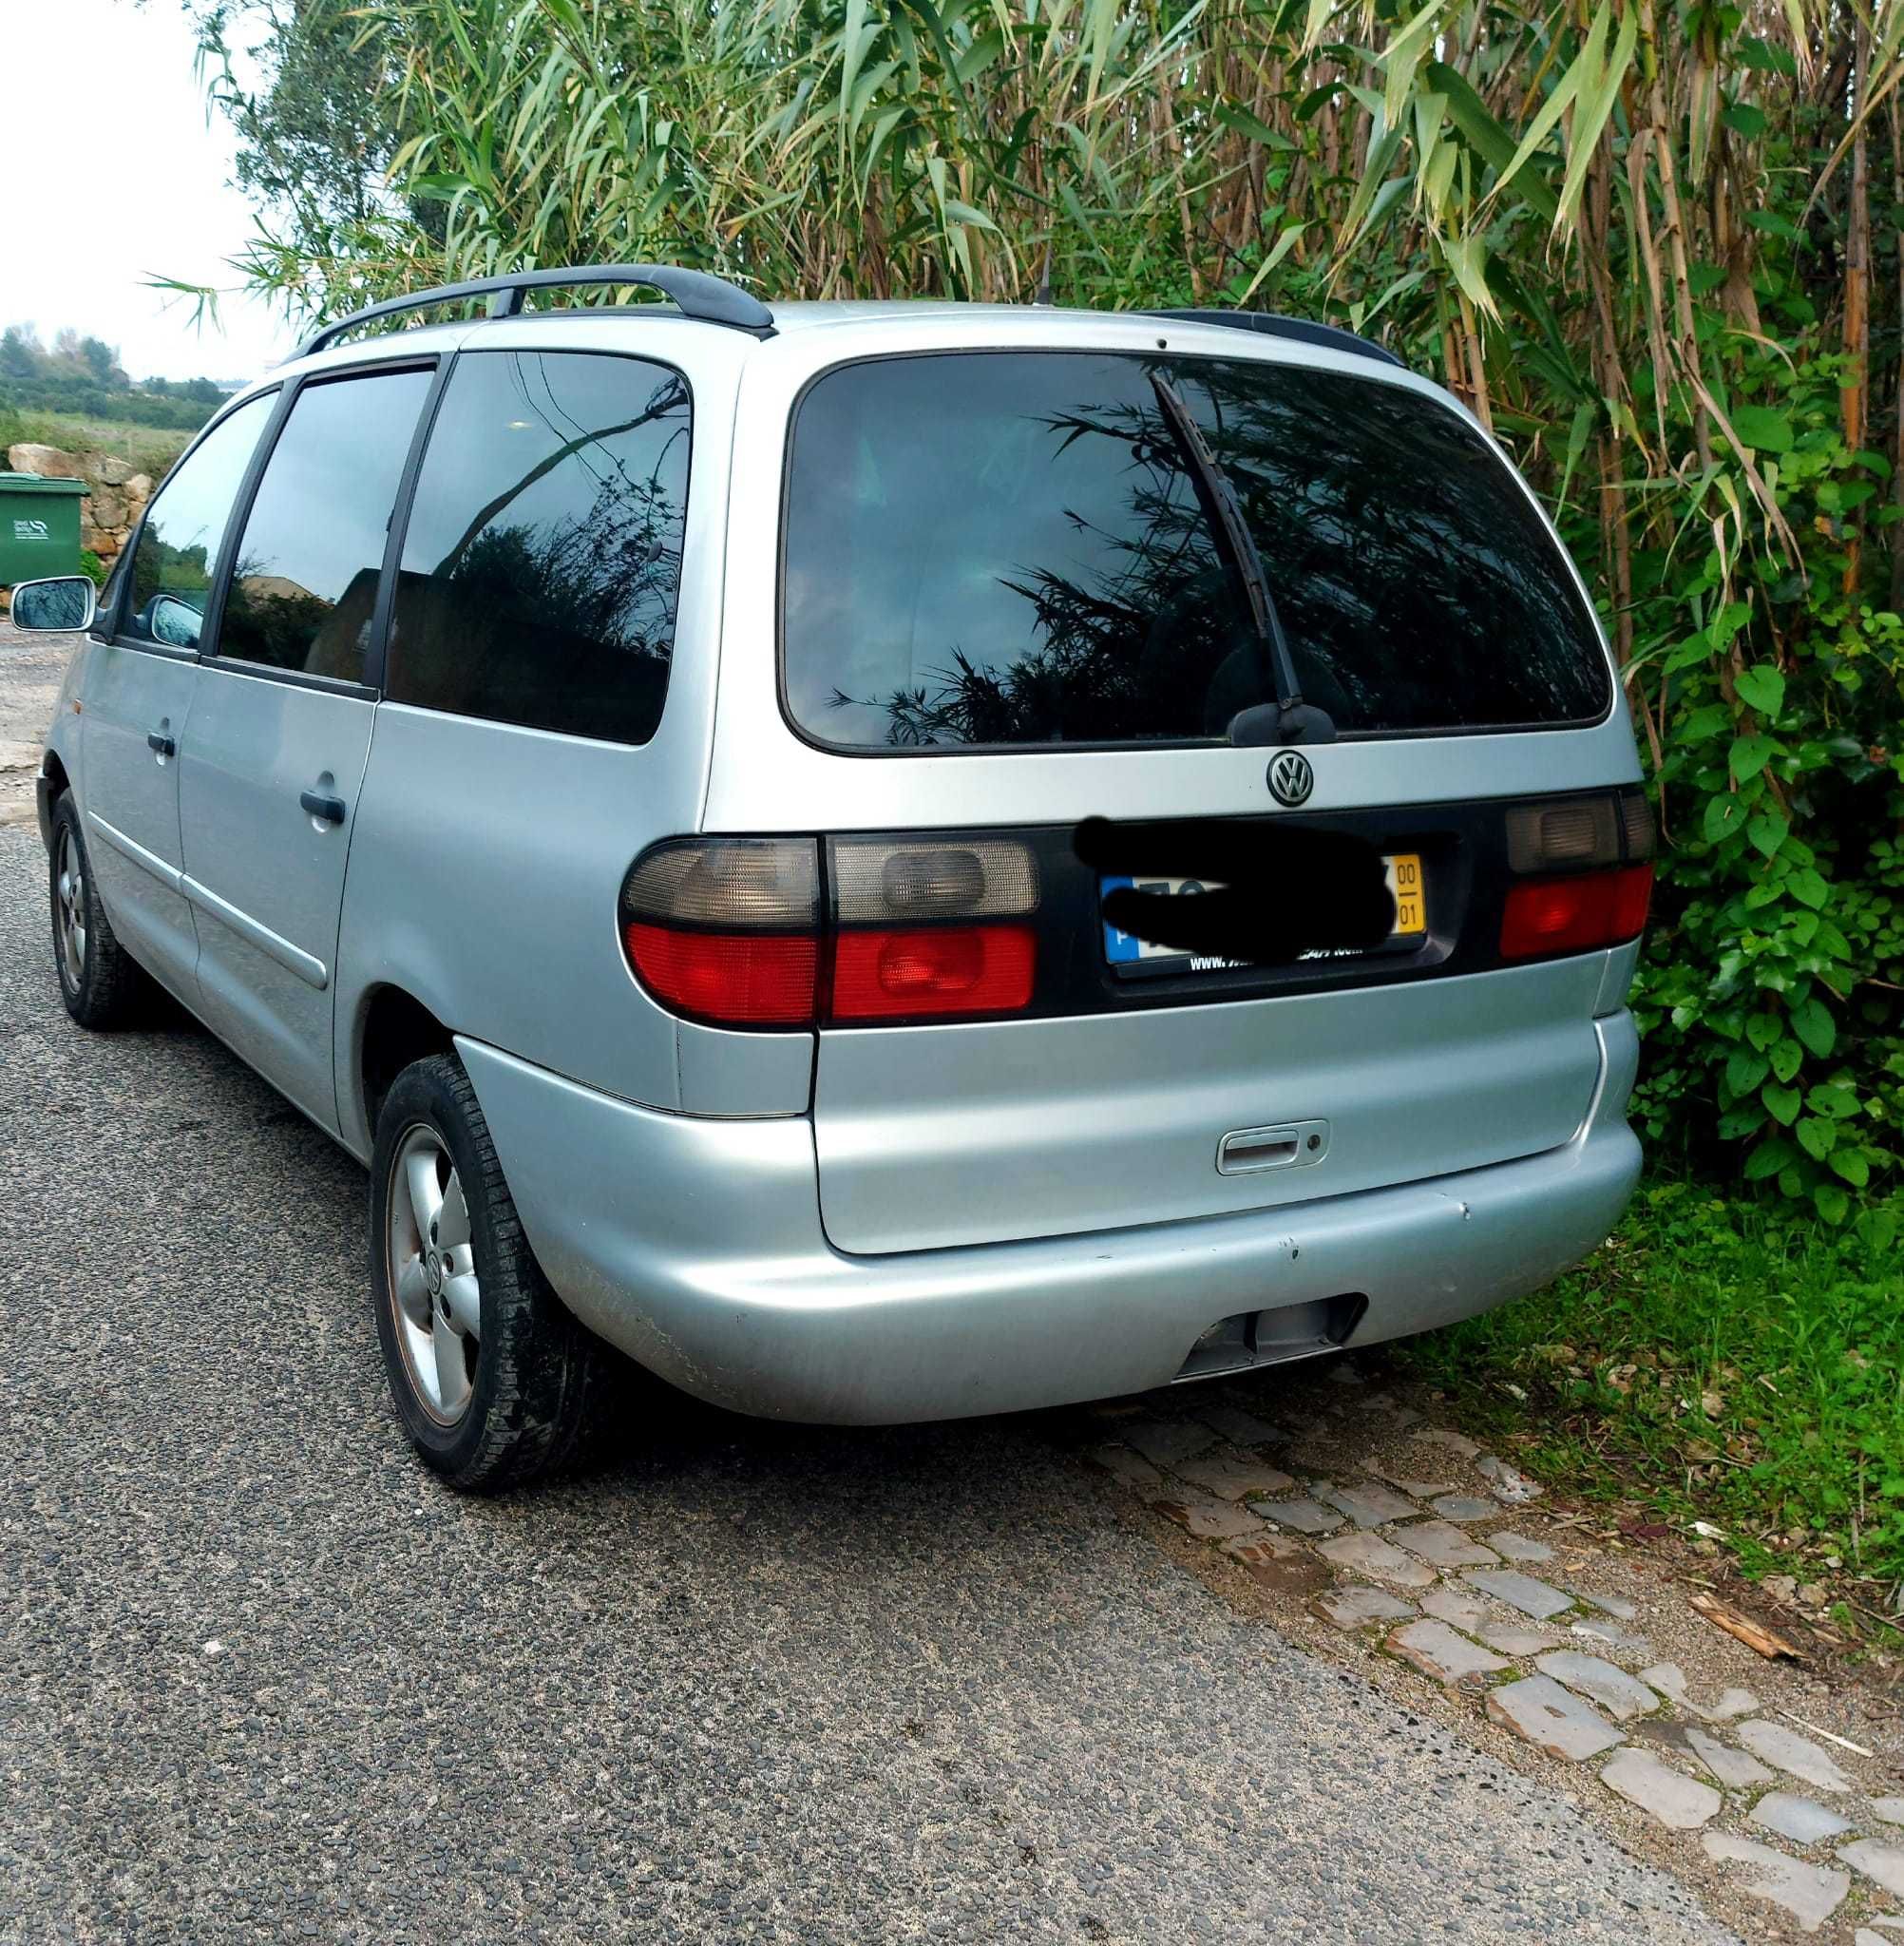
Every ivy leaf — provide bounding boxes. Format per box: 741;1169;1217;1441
1718;1106;1765;1139
1761;1081;1802;1125
1828;1148;1871;1188
1795;1115;1837;1161
1704;793;1746;842
1788;867;1829;909
1747;811;1789;857
1723;100;1768;139
1724;1048;1770;1096
1728;404;1793;451
1769;1040;1804;1083
1729;735;1776;781
1807;1082;1859;1118
1744;1136;1795;1179
1814;1182;1851;1225
1790;997;1836;1057
1733;665;1786;716
1744;1011;1780;1051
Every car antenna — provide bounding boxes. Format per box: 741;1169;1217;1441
1033;246;1054;308
1148;370;1336;747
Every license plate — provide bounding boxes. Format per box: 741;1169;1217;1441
1101;853;1427;968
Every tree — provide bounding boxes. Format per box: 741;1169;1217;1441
78;337;127;386
0;326;43;380
182;0;420;277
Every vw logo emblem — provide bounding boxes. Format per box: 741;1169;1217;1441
1266;751;1315;807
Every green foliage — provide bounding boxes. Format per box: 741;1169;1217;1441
1400;1181;1904;1593
1606;348;1904;1224
75;550;105;588
0;324;227;431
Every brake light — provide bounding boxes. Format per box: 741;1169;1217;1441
1500;864;1652;959
619;834;1041;1028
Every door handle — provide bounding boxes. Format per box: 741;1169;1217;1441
300;789;347;826
147;730;176;757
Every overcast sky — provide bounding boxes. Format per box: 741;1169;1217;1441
2;0;295;381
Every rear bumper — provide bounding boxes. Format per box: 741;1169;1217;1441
458;1013;1640;1425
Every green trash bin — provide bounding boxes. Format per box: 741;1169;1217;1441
0;472;90;586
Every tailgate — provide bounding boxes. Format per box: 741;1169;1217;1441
814;954;1609;1255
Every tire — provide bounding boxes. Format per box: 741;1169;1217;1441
48;794;149;1029
370;1052;607;1492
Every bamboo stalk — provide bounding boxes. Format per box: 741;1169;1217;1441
1845;10;1871;596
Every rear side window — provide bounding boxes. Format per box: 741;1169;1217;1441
124;391;276;649
219;368;432;682
782;352;1610;749
387;350;691;746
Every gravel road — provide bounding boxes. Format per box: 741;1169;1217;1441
0;666;1735;1942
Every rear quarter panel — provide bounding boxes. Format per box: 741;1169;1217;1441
331;319;808;1156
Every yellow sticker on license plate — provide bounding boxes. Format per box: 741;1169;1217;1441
1386;852;1426;936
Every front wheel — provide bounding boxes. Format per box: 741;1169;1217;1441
370;1053;607;1492
48;795;149;1028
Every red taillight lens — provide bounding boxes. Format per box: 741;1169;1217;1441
1500;864;1652;960
620;834;1042;1028
831;925;1037;1021
623;924;818;1025
1609;862;1653;939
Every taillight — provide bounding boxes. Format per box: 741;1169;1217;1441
620;838;821;1026
619;834;1041;1028
1499;786;1654;961
1501;865;1652;958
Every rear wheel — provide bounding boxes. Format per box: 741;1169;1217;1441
48;795;148;1028
370;1052;606;1492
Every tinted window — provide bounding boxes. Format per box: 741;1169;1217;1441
219;368;431;681
387;351;690;745
782;353;1610;748
124;392;276;648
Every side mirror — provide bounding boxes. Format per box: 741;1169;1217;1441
149;594;203;650
10;575;98;634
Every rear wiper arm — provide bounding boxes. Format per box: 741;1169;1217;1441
1148;370;1335;747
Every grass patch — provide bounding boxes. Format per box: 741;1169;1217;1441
1396;1178;1904;1598
0;406;191;479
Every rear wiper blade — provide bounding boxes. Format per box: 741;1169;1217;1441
1148;370;1335;747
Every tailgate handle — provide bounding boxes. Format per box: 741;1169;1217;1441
1217;1119;1329;1175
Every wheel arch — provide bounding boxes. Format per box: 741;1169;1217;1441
347;983;457;1159
36;745;71;850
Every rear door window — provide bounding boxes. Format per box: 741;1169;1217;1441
219;367;432;682
782;351;1610;749
386;350;691;745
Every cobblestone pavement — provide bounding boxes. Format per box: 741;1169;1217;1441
1071;1370;1904;1940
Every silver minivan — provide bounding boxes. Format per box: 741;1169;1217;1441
18;266;1650;1490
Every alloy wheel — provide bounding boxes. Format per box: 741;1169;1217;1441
55;827;86;991
386;1126;482;1423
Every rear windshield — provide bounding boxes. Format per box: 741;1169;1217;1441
781;351;1610;749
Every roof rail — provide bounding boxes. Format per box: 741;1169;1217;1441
294;264;775;358
1145;309;1403;370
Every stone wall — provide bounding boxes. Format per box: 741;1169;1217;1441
5;443;154;569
